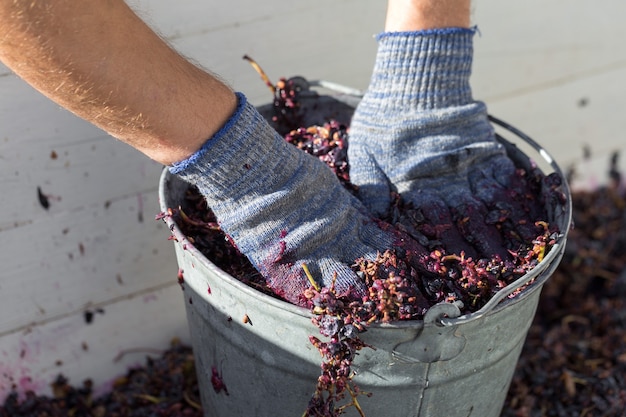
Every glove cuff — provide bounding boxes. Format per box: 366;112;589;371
365;27;476;111
170;93;281;202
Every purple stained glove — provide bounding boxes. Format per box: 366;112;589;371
348;28;546;261
170;93;431;306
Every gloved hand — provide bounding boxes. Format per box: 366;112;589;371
348;28;545;261
170;93;430;306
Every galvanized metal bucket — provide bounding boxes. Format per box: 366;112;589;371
158;80;572;417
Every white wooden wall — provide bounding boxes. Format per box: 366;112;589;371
471;1;626;189
1;0;624;402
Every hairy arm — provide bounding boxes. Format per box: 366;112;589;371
385;0;470;31
0;0;236;165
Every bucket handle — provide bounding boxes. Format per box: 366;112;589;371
305;79;364;97
392;301;467;363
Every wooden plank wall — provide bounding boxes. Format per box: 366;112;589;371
472;0;626;189
1;0;624;402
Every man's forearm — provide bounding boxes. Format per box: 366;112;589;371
0;0;236;165
385;0;470;32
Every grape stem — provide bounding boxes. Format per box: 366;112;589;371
302;263;321;291
183;390;202;410
242;54;276;94
346;385;366;417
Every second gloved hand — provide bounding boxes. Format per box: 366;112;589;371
348;29;545;260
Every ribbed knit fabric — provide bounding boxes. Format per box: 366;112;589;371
170;93;399;305
348;28;518;259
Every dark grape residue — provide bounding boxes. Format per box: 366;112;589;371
1;340;202;417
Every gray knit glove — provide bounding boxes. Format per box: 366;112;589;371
348;29;544;260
